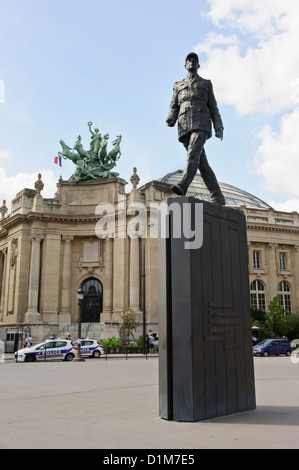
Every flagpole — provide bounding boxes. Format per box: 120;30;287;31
54;156;63;179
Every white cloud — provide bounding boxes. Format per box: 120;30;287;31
253;108;299;197
196;1;299;209
268;199;299;213
205;0;292;38
197;1;299;116
0;168;58;212
0;149;13;160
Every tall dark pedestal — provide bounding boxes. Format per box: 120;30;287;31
158;197;256;421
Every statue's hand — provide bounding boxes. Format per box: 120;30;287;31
166;119;176;127
215;127;224;140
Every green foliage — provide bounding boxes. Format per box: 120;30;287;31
282;314;299;341
267;295;291;337
100;336;122;350
137;335;144;348
100;334;158;354
252;295;293;340
99;336;144;354
251;308;266;323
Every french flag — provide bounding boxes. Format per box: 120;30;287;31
54;156;62;166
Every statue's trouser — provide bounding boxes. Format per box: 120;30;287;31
178;130;225;204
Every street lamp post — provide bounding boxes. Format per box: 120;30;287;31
142;220;153;355
74;287;85;362
142;236;146;354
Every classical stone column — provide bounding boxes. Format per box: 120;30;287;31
42;234;61;324
112;237;127;314
129;233;140;311
1;248;9;321
25;233;43;323
292;245;299;310
0;247;7;302
0;250;5;321
7;239;18;314
103;236;113;316
267;243;278;302
60;236;74;322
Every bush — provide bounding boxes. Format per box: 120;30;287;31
281;314;299;341
251;295;295;340
100;336;121;351
103;344;144;354
100;335;159;354
137;335;145;348
100;337;146;354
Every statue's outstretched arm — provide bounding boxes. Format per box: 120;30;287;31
88;121;94;136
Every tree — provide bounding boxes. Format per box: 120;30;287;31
253;295;292;340
251;308;266;323
266;295;291;338
283;314;299;341
119;307;139;342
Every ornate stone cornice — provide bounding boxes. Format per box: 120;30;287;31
0;211;103;231
247;222;299;233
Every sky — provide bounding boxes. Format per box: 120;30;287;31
1;0;299;213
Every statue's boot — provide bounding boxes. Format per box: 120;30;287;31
200;148;226;206
201;169;226;206
172;184;186;196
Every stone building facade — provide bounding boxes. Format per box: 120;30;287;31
0;169;298;345
157;171;299;317
0;171;163;344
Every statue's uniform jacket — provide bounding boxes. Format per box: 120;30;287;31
167;74;223;142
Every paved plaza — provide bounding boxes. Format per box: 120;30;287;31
0;354;299;449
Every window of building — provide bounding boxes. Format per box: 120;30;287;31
253;251;260;269
279;252;286;270
278;281;292;313
250;280;266;312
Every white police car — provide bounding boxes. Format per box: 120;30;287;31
14;339;76;362
72;339;104;358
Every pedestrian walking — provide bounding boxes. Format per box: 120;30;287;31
149;334;155;353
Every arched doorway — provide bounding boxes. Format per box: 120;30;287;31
80;277;103;323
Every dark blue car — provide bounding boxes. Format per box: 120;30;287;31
253;338;291;357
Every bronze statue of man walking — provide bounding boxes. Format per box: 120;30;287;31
166;52;225;206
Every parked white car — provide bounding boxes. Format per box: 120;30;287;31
14;339;76;362
72;339;104;358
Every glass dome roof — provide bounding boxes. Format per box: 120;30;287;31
158;170;272;210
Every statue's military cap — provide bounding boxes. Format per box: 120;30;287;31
185;52;199;63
